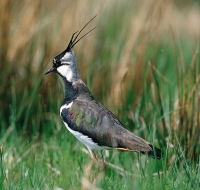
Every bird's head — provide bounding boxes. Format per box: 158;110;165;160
44;48;79;82
44;16;96;83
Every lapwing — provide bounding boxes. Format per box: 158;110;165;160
44;16;162;169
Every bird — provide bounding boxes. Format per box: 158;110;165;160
44;16;162;170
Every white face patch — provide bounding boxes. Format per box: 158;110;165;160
57;65;73;82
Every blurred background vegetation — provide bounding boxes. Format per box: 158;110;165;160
0;0;199;189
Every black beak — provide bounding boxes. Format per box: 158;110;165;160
44;66;56;75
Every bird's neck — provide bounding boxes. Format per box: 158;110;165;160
62;77;78;104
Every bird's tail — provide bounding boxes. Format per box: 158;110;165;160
140;144;163;160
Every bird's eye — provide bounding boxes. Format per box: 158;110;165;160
53;59;61;67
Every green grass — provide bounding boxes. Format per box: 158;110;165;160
0;124;199;189
0;0;199;189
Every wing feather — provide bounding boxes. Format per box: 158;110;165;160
61;100;151;151
61;99;162;159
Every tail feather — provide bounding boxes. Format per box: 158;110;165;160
140;144;163;160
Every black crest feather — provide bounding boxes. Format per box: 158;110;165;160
66;15;97;52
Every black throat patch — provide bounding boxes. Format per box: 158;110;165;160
62;77;78;104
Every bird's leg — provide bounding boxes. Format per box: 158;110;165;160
101;157;106;171
91;151;105;185
88;149;106;171
88;149;98;166
99;150;106;171
88;149;102;183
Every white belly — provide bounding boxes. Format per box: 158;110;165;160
62;120;101;151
